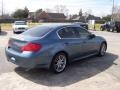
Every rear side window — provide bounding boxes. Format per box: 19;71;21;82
22;26;53;37
58;27;77;38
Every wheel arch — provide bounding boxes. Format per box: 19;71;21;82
49;50;70;73
102;41;107;49
98;40;107;53
52;50;70;64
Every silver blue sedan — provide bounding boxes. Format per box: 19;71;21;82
5;24;107;73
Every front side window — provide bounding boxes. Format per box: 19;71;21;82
75;27;91;38
58;26;91;39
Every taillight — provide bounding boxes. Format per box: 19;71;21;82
21;43;42;52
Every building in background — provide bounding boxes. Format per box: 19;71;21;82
28;11;66;22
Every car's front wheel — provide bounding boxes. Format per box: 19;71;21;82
98;43;107;56
50;53;67;73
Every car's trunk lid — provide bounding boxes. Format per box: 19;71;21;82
8;35;41;52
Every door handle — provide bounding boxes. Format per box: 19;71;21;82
64;42;69;45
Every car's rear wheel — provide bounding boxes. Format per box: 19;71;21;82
98;43;107;56
50;53;67;73
117;30;120;33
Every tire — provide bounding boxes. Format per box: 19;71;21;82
98;43;107;56
50;53;67;73
117;30;120;33
0;28;1;33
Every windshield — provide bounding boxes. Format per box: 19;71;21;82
15;21;27;25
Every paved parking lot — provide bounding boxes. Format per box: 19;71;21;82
0;30;120;90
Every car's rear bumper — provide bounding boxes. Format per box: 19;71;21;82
5;48;52;69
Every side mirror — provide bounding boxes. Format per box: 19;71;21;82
88;34;96;39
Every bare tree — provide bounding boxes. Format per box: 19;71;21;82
113;5;120;21
84;9;92;22
35;9;43;19
54;5;69;16
84;9;92;17
79;9;83;16
45;8;52;13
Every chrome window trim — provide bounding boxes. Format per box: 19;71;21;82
56;26;91;39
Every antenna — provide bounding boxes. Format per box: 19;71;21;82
1;0;4;18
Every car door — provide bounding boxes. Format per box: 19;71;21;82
58;27;83;59
76;27;98;56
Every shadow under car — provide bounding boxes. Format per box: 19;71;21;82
15;52;118;87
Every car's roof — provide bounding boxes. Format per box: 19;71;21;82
21;23;77;38
37;23;79;29
73;22;87;25
21;23;86;38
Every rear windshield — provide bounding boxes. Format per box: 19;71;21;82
22;26;53;37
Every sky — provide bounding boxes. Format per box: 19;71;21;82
0;0;120;17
